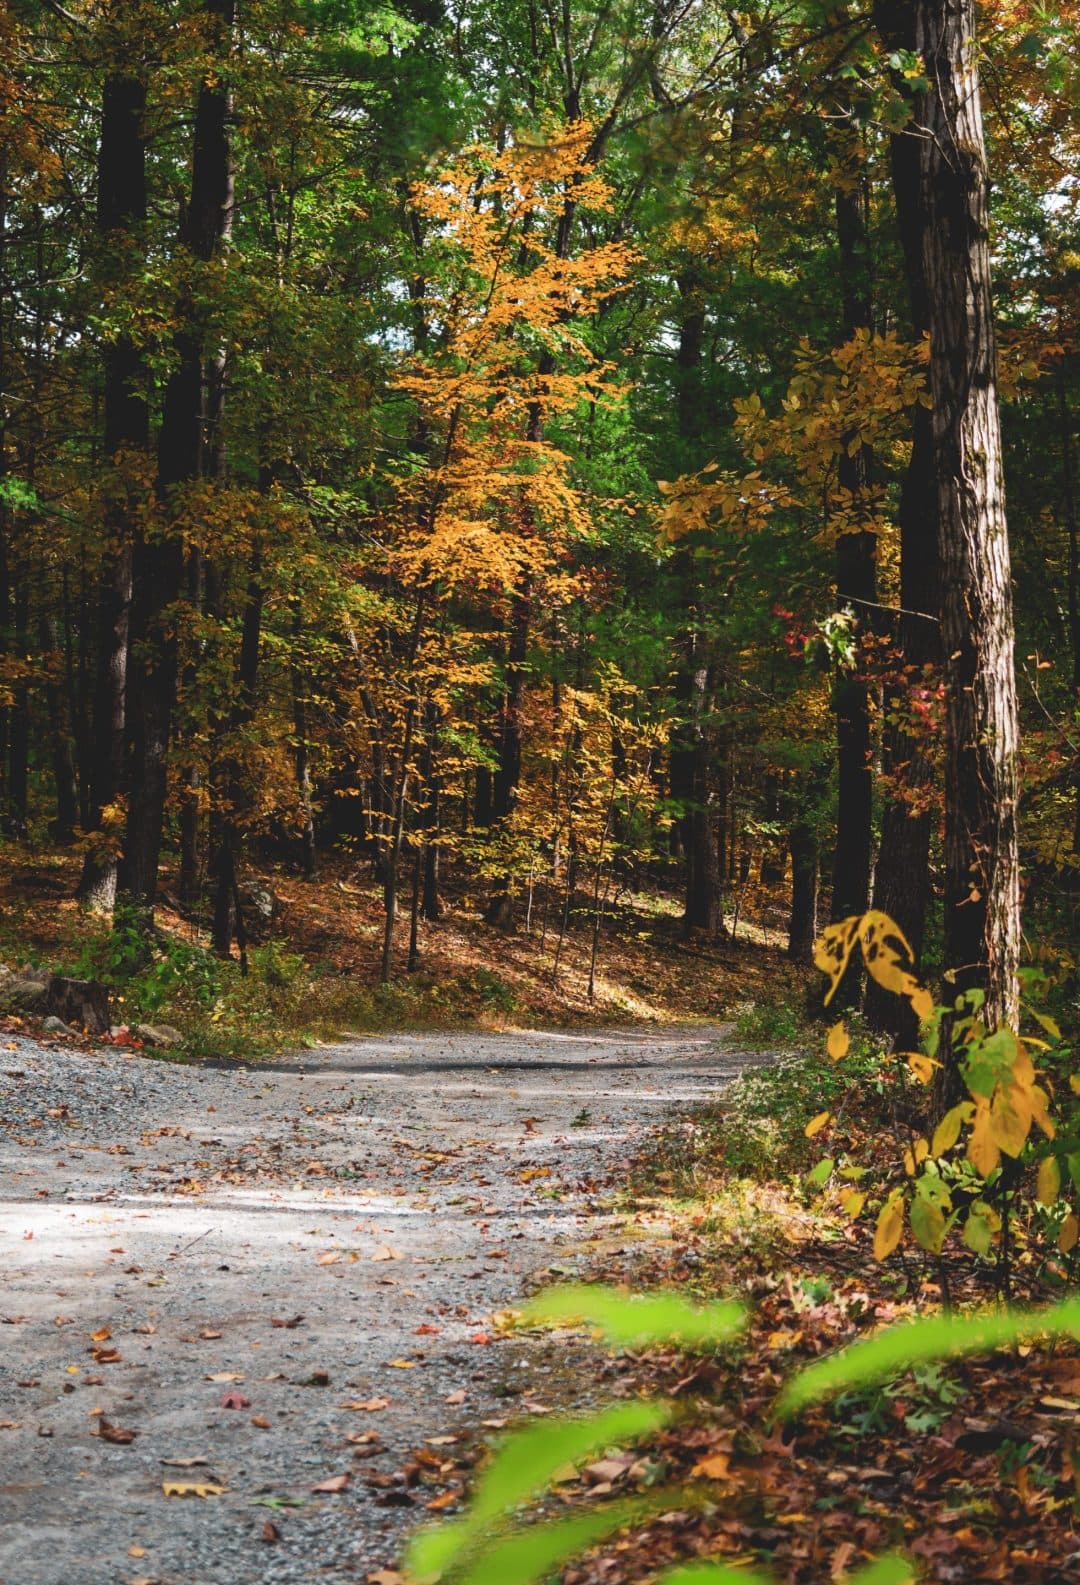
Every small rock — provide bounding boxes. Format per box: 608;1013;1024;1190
0;979;49;1013
134;1023;184;1049
43;1016;77;1038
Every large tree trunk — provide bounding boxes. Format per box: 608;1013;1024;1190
680;652;721;935
866;91;942;1037
484;581;530;928
78;55;147;909
788;818;819;964
119;0;235;927
914;0;1021;1032
829;167;876;1005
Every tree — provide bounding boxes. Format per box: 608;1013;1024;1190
908;0;1021;1032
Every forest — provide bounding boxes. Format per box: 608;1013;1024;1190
0;0;1073;1014
0;1;1079;1583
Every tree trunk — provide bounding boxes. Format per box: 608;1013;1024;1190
78;55;147;909
914;0;1021;1032
41;615;78;841
210;548;262;958
830;166;876;1008
681;656;721;936
788;819;819;963
1059;351;1080;870
120;0;235;927
866;95;942;1037
484;582;529;928
291;599;317;881
5;570;29;838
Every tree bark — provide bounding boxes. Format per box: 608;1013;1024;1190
788;819;819;963
829;167;876;1007
78;51;147;909
913;0;1021;1032
120;0;235;926
866;91;942;1037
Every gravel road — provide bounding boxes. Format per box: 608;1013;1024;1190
0;1024;758;1585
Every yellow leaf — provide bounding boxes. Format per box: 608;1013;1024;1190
1030;1009;1062;1042
839;1189;866;1218
908;984;934;1022
1037;1157;1061;1205
967;1100;1001;1177
1058;1213;1079;1255
1030;1085;1056;1140
874;1195;905;1260
1070;1075;1080;1096
387;1360;419;1370
693;1452;732;1480
826;1021;849;1061
858;910;917;995
989;1084;1032;1158
931;1103;971;1158
905;1051;938;1085
162;1482;227;1499
804;1111;831;1139
914;1137;929;1164
813;916;860;1007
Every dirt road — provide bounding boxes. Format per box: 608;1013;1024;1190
0;1024;758;1585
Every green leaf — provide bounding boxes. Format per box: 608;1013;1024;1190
521;1284;746;1351
405;1400;672;1579
776;1299;1080;1419
807;1156;835;1188
846;1558;917;1585
461;1492;699;1585
909;1194;946;1254
658;1562;772;1584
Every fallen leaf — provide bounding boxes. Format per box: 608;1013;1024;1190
312;1473;350;1493
262;1520;281;1544
386;1359;418;1370
372;1246;403;1262
445;1390;466;1405
425;1489;461;1511
162;1482;227;1498
206;1372;245;1383
271;1316;304;1329
341;1397;391;1412
96;1417;138;1445
160;1456;209;1468
693;1452;731;1480
220;1392;250;1410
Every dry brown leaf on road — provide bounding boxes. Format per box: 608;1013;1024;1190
312;1473;350;1493
94;1417;138;1444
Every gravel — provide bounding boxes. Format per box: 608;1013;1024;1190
0;1023;757;1585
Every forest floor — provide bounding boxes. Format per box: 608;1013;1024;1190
0;1020;761;1585
0;845;806;1056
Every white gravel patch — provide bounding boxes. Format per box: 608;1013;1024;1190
0;1024;755;1585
